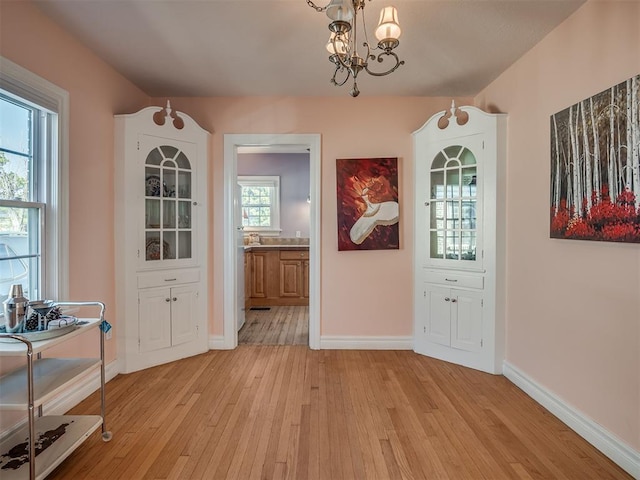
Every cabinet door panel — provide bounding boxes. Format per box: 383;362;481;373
171;285;199;346
280;260;302;297
139;288;172;353
251;252;267;298
425;285;451;346
451;289;483;352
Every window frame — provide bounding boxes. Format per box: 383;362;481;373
0;56;69;302
238;175;281;236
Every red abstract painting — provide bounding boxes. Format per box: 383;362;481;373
336;157;399;251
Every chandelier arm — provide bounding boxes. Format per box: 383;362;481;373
363;49;405;77
331;64;352;87
306;0;328;12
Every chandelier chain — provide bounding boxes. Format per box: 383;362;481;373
306;0;327;13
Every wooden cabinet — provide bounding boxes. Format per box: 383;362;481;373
413;103;506;374
115;103;209;374
249;248;309;306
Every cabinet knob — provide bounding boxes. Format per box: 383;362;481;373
165;298;171;302
444;297;450;302
451;298;457;303
424;201;430;206
172;297;177;302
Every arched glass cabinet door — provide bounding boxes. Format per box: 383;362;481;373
144;145;193;263
428;144;480;266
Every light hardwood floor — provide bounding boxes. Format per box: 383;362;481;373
239;305;308;346
48;347;630;480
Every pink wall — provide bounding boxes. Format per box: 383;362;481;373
162;96;471;337
475;1;639;450
0;1;149;362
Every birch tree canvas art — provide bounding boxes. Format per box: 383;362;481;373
550;74;640;243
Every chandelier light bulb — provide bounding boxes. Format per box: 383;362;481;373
326;0;355;22
326;32;349;55
375;6;401;43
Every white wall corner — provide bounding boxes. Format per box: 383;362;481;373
209;335;232;350
503;361;640;479
320;336;413;350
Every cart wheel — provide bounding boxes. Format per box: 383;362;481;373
102;431;113;442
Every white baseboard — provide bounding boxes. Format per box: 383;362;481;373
320;335;413;350
209;335;231;350
503;361;640;479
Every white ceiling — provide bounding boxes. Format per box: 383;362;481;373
33;0;585;98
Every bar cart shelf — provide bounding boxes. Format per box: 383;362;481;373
0;302;111;480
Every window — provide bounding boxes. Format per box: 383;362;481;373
0;57;68;306
238;176;280;234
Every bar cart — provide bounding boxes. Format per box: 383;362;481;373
0;302;112;479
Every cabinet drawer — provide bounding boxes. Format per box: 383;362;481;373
424;270;483;289
137;268;200;289
280;250;309;260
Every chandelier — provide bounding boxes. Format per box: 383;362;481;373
307;0;404;97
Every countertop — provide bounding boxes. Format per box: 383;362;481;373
244;245;309;251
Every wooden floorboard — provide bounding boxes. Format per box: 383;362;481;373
47;347;631;480
239;305;309;346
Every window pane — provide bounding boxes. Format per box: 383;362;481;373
178;231;192;259
238;176;279;232
460;147;477;166
0;206;41;302
145;148;163;166
0;97;31;155
160;145;178;159
176;152;190;169
0;94;32;202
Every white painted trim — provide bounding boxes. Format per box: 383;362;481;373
223;134;321;351
0;360;120;442
503;361;640;479
320;336;413;350
208;335;230;350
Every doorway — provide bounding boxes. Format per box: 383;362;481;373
223;134;321;349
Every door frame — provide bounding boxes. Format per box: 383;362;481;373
223;134;321;349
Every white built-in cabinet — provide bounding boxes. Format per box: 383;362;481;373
115;102;209;374
413;103;506;374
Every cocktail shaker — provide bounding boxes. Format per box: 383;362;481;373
3;284;29;333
